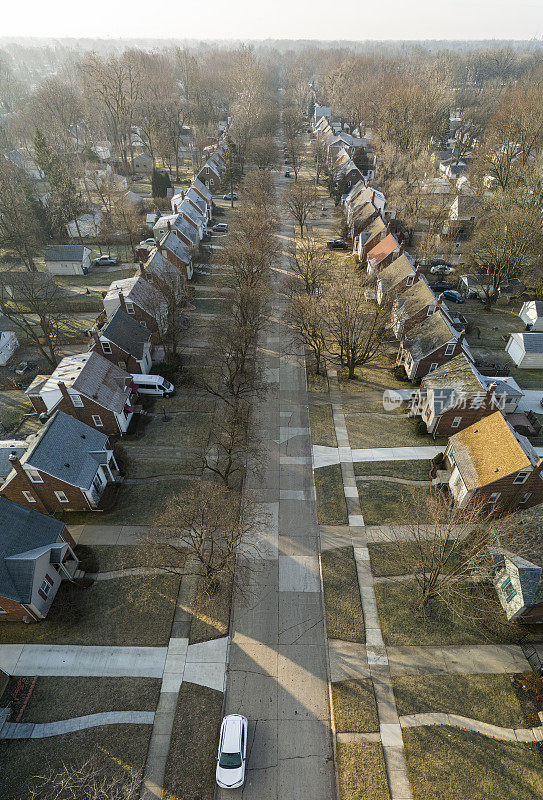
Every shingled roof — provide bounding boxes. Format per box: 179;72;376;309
45;245;89;262
98;309;150;360
402;309;458;362
378;254;416;295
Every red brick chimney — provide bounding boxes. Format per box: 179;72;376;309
386;221;391;234
139;259;145;278
157;239;163;254
9;454;49;514
118;291;127;313
174;204;178;213
399;243;404;256
92;330;101;350
372;191;376;204
167;220;171;231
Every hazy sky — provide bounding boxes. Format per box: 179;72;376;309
2;0;542;41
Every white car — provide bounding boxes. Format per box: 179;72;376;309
430;264;455;274
216;714;247;789
223;192;238;201
139;238;156;247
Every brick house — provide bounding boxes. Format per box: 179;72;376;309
442;411;543;512
196;160;221;192
0;496;78;622
366;233;402;276
1;411;120;513
392;279;440;339
140;248;186;301
354;216;387;262
89;309;153;374
413;353;523;436
376;256;418;305
188;178;213;208
397;310;472;381
171;195;207;234
26;351;137;436
156;232;193;280
153;214;200;252
103;275;168;342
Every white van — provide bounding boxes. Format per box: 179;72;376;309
131;374;175;397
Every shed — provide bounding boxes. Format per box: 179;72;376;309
519;301;543;332
505;332;543;369
44;245;92;276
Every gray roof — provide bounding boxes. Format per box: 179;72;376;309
98;309;150;360
160;231;191;263
144;248;182;283
19;411;110;490
516;333;543;353
45;245;88;262
402;310;457;361
0;496;67;603
173;215;199;246
0;442;27;479
191;178;212;204
185;188;207;215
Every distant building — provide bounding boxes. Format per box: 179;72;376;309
44;245;92;276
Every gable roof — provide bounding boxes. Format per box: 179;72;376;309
367;233;400;267
27;351;130;414
105;275;166;317
0;497;67;603
402;309;458;361
173;214;199;246
199;160;220;180
144;247;185;282
394;279;437;321
191;178;212;204
184;188;207;216
45;245;89;262
449;411;540;490
10;411;110;490
508;332;543;354
98;309;150;360
422;354;483;393
377;254;416;294
160;232;191;265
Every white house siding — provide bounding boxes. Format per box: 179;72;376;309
29;550;66;619
45;260;86;276
506;338;543;368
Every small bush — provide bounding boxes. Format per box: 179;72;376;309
416;420;428;436
432;452;444;467
393;364;409;382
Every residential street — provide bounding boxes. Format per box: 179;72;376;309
218;166;336;799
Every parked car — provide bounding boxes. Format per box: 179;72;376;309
212;223;228;232
130;374;175;397
139;238;156;247
94;255;119;266
430;264;455;274
429;281;454;292
216;714;248;790
326;239;349;250
284;158;291;165
223;192;238;201
284;171;291;177
442;289;465;304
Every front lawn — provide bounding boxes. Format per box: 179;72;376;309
140;411;213;449
336;742;390;800
321;547;365;642
354;460;431;481
309;402;337;447
332;679;379;732
189;574;232;644
9;676;160;723
0;725;152;800
0;574;180;646
345;412;445;449
88;544;186;572
462;299;523;351
392;673;526;729
163;682;223;800
368;542;461;578
375;580;518;647
358;482;432;526
403;727;543;800
314;464;348;524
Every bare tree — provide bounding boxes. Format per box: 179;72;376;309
0;273;74;368
287;237;330;296
284;180;316;237
157;481;265;592
285;292;326;375
0;159;47;272
249;136;279;170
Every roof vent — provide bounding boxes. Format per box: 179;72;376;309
64;463;70;468
81;434;86;439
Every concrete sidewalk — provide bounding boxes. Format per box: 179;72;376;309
312;444;443;469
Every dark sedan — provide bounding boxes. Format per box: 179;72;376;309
326;239;349;250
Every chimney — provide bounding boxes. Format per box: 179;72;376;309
436;293;444;308
118;291;127;313
92;330;101;350
157;240;162;254
372;191;375;204
399;243;404;256
57;380;72;406
174;204;178;213
9;454;48;514
167;220;171;231
139;259;145;278
386;221;391;234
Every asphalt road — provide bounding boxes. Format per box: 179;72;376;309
217;166;336;800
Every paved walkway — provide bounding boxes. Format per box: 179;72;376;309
313;444;443;469
0;710;155;739
326;367;413;800
355;475;430;487
399;713;543;743
218;167;335;800
89;567;184;581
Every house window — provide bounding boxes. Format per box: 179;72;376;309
54;491;69;503
429;363;439;372
39;579;51;597
125;302;135;314
71;394;84;407
427;306;434;316
506;589;517;603
519;492;532;505
26;469;43;483
451;416;462;429
513;471;531;485
406;276;415;286
92;415;104;427
445;342;455;356
102;341;112;355
501;577;512;591
22;491;36;503
488;492;501;503
205;166;210;175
